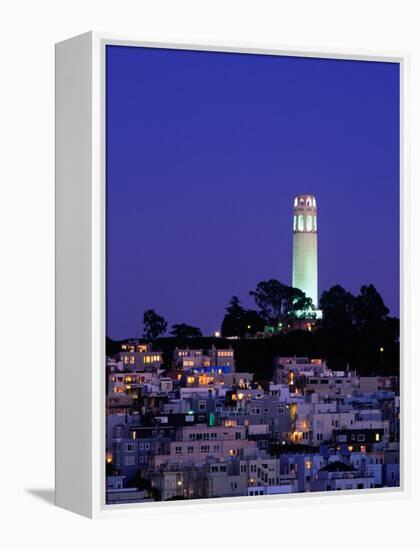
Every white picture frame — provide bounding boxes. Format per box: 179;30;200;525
55;31;409;518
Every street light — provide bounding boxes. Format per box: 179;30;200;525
379;347;384;371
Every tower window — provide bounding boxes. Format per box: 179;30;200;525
299;198;304;206
298;215;304;232
294;197;298;207
314;216;317;231
306;198;312;207
306;215;313;231
313;197;317;207
293;215;297;231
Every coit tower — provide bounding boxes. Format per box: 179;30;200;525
292;194;318;307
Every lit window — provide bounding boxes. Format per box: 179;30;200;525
306;215;313;231
298;215;304;232
293;215;297;231
375;433;380;442
314;215;317;231
294;197;298;207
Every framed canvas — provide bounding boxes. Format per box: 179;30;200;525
55;32;409;518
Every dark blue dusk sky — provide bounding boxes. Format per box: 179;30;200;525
106;45;399;340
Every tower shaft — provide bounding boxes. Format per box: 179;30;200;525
292;195;318;307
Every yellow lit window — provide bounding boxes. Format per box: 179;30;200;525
225;420;237;427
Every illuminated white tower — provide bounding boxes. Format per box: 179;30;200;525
292;194;318;307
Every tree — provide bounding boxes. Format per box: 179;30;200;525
319;285;355;329
170;323;202;338
288;287;316;320
354;284;389;328
249;279;315;329
226;295;244;320
241;309;266;335
143;309;167;339
221;296;265;337
221;296;247;337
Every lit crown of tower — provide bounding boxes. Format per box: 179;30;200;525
292;194;319;310
293;194;317;234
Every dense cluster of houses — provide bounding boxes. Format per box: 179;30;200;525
105;343;399;504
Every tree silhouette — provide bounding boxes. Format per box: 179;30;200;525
143;309;167;339
170;323;202;338
354;284;390;328
250;279;315;329
319;285;355;329
221;296;246;337
221;295;265;337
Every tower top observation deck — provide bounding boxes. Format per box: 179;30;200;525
293;195;317;234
